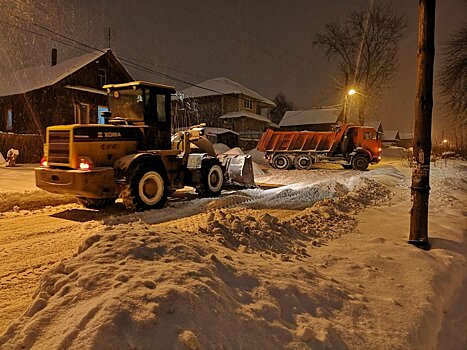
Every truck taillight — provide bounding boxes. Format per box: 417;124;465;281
78;156;94;171
40;156;48;167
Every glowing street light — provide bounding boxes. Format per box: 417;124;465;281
442;139;448;144
343;89;358;123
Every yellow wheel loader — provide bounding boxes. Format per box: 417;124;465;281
35;81;254;211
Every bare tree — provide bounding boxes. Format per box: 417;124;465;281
270;92;294;125
439;24;467;125
314;2;406;124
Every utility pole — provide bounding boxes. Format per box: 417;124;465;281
409;0;436;250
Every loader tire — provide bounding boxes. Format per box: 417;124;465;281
122;163;168;211
293;154;313;170
351;154;370;171
77;197;116;209
272;154;291;170
196;161;224;198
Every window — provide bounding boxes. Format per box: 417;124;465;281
74;103;90;124
98;106;109;124
363;132;376;140
6;109;13;131
98;68;107;87
243;98;253;110
156;95;167;123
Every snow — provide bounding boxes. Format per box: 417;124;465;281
212;143;230;155
0;162;465;349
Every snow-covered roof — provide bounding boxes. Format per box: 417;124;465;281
382;130;400;141
279;109;340;127
0;49;127;97
365;120;383;133
219;110;274;124
179;77;275;106
399;132;414;140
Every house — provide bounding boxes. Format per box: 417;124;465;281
382;130;400;147
0;48;132;136
175;77;276;146
398;132;414;149
279;109;340;131
365;120;384;134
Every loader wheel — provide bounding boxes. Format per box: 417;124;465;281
272;154;291;170
351;154;370;171
122;164;168;211
196;162;224;198
77;197;116;209
293;154;313;170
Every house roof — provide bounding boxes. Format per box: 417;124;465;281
179;77;275;106
382;130;400;141
365;120;384;133
0;49;129;97
399;132;414;140
219;110;275;125
279;109;340;127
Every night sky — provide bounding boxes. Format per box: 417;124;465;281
0;0;465;138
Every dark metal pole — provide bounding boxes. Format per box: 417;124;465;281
409;0;436;250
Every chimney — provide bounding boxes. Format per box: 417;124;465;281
51;48;57;66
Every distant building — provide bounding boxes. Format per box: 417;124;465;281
382;130;400;147
365;120;384;134
175;77;276;145
279;109;340;131
0;49;132;136
398;132;414;149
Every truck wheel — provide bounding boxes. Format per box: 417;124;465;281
77;197;116;209
351;154;370;171
341;164;352;170
293;154;313;170
196;162;224;198
272;154;291;170
123;164;168;211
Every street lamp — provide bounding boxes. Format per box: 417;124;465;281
343;88;357;124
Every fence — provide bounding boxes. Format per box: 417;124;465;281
0;132;44;163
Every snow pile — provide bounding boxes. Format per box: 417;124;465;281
0;221;354;349
0;152;5;166
1;163;465;349
212;143;230;155
381;146;408;158
246;148;269;166
223;147;244;155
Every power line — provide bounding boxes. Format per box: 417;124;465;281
4;13;273;105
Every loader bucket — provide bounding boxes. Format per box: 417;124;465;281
217;154;255;187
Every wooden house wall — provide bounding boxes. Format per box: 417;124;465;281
0;52;132;135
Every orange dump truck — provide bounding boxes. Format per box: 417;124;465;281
256;124;382;170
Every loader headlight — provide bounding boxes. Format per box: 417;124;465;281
40;156;48;167
78;156;94;171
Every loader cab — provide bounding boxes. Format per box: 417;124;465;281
103;81;176;150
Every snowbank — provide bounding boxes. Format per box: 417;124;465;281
1;163;466;349
246;148;269;166
212;143;230;155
